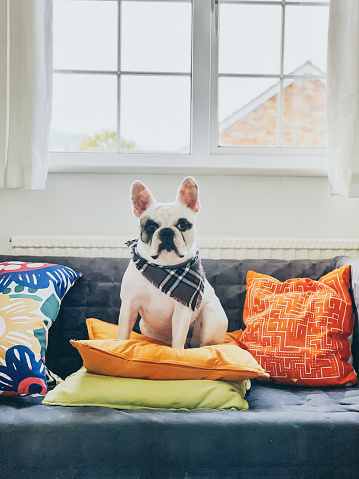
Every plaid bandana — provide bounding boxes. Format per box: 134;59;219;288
126;239;205;311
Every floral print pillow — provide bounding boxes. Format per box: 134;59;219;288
0;262;81;396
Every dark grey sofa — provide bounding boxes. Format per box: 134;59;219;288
1;254;359;479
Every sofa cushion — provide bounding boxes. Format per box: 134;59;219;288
242;265;358;386
0;261;81;396
87;316;157;341
3;379;359;479
71;318;269;381
43;366;250;411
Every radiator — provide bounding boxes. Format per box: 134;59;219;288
10;235;359;260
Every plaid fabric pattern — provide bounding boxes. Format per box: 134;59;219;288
126;239;205;311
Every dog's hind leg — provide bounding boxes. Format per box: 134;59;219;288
190;317;203;348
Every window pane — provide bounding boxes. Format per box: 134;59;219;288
120;76;191;153
121;1;191;73
50;74;117;152
219;5;281;75
283;79;326;148
284;6;329;75
53;0;117;71
219;78;278;147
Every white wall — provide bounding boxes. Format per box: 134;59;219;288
0;173;358;255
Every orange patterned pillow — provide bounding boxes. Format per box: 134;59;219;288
242;265;358;386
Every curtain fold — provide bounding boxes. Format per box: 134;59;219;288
327;0;359;197
0;0;53;190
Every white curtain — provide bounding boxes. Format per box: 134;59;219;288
0;0;53;190
327;0;359;197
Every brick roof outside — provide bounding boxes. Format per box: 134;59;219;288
219;77;326;148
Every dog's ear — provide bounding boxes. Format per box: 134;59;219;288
176;177;200;213
131;181;156;218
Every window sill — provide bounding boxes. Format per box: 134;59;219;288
48;151;328;177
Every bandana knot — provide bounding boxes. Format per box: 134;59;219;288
126;239;205;311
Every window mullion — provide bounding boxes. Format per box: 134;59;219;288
192;0;212;160
278;1;286;147
210;0;219;154
117;0;122;153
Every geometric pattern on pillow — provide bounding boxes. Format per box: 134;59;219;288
242;265;358;386
0;261;81;396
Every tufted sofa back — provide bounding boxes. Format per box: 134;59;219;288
2;255;356;379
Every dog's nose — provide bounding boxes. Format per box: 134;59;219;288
159;228;175;240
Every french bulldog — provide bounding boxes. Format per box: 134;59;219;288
117;177;228;349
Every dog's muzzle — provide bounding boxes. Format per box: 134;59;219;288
151;228;183;259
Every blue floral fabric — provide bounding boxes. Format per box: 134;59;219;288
0;263;81;298
0;346;47;396
0;262;82;396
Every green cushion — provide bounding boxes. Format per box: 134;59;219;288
43;367;250;411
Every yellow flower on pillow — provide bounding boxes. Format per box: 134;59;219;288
0;295;44;363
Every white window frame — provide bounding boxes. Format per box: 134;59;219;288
49;0;328;176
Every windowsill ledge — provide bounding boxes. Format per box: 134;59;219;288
48;151;328;177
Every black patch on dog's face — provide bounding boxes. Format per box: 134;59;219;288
175;218;193;233
140;217;160;244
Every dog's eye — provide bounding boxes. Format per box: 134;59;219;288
177;222;187;231
146;223;158;233
176;218;192;232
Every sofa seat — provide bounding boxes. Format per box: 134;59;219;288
1;380;359;479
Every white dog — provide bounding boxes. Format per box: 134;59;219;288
117;177;228;349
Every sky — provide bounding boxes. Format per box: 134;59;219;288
50;0;329;153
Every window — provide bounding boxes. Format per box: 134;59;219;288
50;0;330;174
51;0;192;154
216;0;329;150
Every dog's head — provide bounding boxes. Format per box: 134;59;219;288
131;177;200;266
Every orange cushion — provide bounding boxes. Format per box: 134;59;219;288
70;318;269;381
242;265;358;386
87;317;165;344
86;317;249;348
